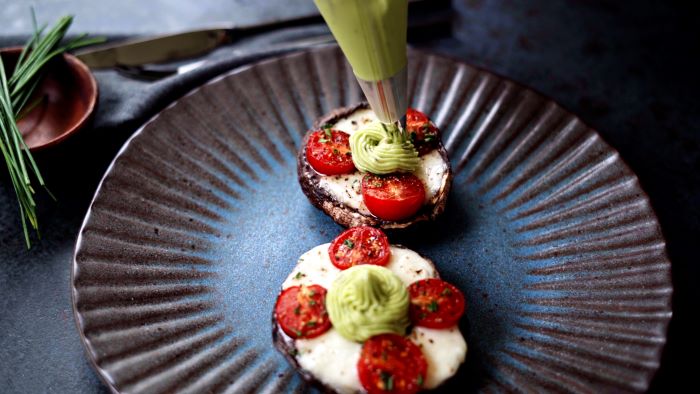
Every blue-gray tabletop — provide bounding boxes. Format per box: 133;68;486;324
0;1;697;393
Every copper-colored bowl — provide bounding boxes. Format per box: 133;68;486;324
0;47;97;150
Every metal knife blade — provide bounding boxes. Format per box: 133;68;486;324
72;12;327;69
72;0;450;70
74;27;232;68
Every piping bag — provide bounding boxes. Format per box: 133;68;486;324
314;0;408;127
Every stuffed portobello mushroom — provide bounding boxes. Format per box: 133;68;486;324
272;227;468;394
298;104;452;229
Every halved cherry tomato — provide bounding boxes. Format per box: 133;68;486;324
274;284;331;339
408;278;465;328
362;174;426;221
406;108;439;155
358;333;427;394
329;226;391;270
306;128;355;175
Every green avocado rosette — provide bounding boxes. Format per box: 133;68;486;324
349;122;419;174
326;265;410;342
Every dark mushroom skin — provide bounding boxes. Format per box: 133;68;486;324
297;103;453;229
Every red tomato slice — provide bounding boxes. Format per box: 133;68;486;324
329;226;391;270
408;278;466;328
306;128;355;175
406;108;439;155
362;174;426;221
274;284;331;339
358;333;428;394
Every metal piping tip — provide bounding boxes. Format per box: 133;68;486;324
356;67;408;127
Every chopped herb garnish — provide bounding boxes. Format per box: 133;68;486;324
306;321;317;327
380;372;394;391
441;288;453;296
416;374;424;386
322;125;332;138
308;300;317;306
424;135;435;143
318;138;328;143
309;289;317;296
343;239;355;249
294;271;305;280
333;148;340;155
421;123;431;131
427;300;439;312
381;350;388;361
294;329;302;337
294;305;301;315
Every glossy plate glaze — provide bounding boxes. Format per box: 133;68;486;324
72;46;672;393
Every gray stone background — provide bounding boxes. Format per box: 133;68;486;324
1;0;317;34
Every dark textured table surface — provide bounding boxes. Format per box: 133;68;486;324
1;1;697;392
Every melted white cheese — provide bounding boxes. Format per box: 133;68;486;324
282;244;340;290
295;329;362;394
385;246;439;285
282;243;467;392
415;151;449;203
332;108;376;134
317;173;367;212
317;109;449;210
409;326;467;389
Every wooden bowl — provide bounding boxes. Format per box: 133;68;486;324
0;47;97;150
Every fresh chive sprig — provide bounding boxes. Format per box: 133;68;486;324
0;12;102;248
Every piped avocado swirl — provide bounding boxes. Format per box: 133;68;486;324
326;265;410;342
349;122;420;174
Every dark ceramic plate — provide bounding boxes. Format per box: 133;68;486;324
72;46;672;393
